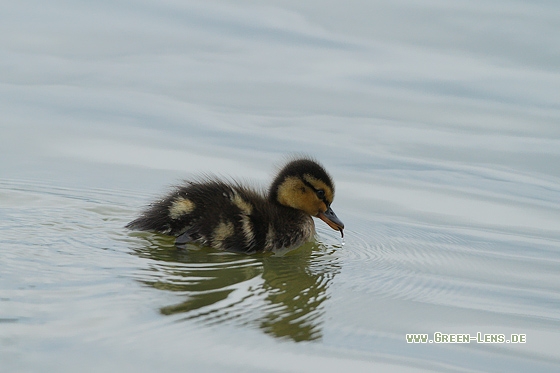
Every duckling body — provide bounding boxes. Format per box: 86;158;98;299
126;158;343;253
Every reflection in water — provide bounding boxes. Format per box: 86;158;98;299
131;233;341;342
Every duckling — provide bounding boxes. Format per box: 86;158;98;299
126;157;344;254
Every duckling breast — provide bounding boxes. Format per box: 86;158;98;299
266;207;315;252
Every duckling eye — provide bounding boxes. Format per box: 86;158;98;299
316;189;325;199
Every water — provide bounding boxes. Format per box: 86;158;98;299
2;1;560;372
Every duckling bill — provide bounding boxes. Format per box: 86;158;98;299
126;158;344;253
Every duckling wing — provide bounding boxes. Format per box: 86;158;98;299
127;180;270;253
126;180;231;236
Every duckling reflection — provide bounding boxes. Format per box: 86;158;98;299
131;235;341;342
257;244;340;341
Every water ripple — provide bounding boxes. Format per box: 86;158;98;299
334;217;560;320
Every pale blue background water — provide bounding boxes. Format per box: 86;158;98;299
1;1;560;372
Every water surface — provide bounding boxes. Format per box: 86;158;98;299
1;1;560;372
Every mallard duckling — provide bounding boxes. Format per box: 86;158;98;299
126;157;344;253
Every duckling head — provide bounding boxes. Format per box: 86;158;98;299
268;158;344;237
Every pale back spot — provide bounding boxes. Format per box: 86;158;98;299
169;197;196;219
212;220;234;249
264;224;275;251
231;192;253;215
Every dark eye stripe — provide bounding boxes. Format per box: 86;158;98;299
301;179;329;205
301;179;315;190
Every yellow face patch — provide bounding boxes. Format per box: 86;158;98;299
277;176;305;208
277;176;325;216
169;197;195;219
